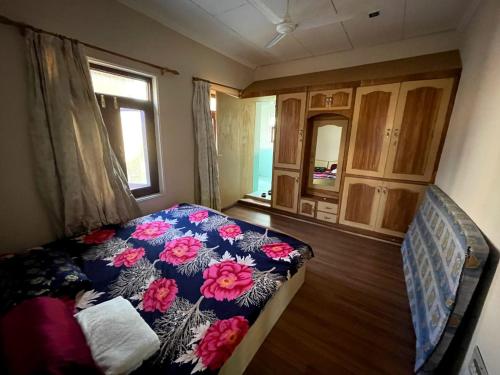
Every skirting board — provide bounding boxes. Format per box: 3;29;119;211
219;266;306;375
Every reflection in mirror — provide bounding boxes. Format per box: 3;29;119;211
308;118;347;193
313;125;342;187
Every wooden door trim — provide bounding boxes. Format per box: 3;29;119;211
346;83;401;177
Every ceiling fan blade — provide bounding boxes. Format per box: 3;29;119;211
265;32;287;48
248;0;283;25
297;12;355;31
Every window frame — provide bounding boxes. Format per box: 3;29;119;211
90;62;159;198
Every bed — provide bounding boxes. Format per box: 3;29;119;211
57;203;313;374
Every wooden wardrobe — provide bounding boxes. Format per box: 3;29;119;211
339;78;453;237
271;93;306;213
251;52;460;241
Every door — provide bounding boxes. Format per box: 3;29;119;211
346;84;400;177
339;177;382;231
308;88;353;110
299;199;316;217
375;182;426;237
274;93;306;169
217;92;256;208
272;170;299;213
384;78;453;182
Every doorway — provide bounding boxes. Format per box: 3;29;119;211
248;97;276;201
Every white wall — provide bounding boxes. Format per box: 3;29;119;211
434;0;500;372
254;31;460;80
0;0;253;252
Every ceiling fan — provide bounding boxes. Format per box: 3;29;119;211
248;0;380;48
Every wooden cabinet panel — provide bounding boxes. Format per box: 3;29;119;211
272;170;299;213
339;177;382;230
274;93;306;169
308;88;353;110
385;78;453;182
375;182;426;237
299;199;316;217
346;84;400;177
340;177;425;236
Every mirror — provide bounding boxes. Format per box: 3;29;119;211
308;118;347;193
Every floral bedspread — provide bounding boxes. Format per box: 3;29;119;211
69;203;313;374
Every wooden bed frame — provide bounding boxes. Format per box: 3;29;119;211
219;266;306;374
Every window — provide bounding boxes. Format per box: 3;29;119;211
90;63;159;198
210;90;217;149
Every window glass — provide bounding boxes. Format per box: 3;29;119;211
91;69;149;101
210;95;217;111
120;108;150;189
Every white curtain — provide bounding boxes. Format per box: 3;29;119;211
192;80;221;210
25;30;140;237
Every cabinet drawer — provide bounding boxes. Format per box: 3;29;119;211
317;201;338;214
316;211;337;223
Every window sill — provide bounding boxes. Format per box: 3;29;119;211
135;192;163;203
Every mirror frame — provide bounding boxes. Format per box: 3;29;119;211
307;117;348;194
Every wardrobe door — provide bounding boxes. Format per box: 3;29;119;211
299;198;316;217
384;78;453;182
375;182;426;237
346;84;400;177
274;93;306;169
339;177;382;231
272;170;299;213
308;88;353;110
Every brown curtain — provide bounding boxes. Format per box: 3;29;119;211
25;29;140;237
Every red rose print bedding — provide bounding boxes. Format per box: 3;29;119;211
64;203;313;374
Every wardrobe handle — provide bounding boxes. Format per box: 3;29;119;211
393;129;399;141
377;187;381;193
385;128;391;137
298;129;304;141
383;188;387;194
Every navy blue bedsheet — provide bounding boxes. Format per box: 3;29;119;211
68;203;313;374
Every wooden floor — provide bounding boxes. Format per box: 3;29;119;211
224;205;415;375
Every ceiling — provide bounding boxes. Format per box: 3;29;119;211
118;0;475;68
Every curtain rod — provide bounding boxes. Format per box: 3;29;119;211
0;14;179;76
192;77;241;92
